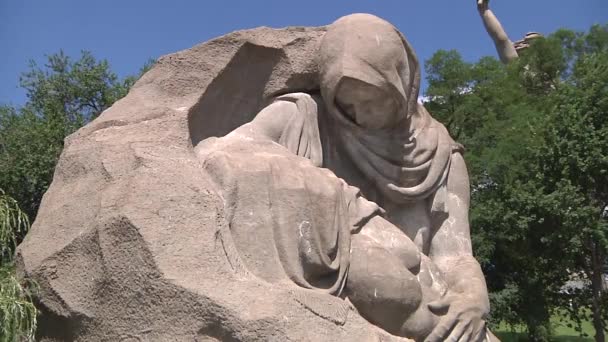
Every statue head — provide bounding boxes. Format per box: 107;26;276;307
514;32;544;52
334;77;400;130
318;13;422;130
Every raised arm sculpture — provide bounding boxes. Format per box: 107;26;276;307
477;0;542;63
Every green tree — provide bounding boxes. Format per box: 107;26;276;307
425;24;608;341
0;51;153;222
0;189;36;342
494;24;608;342
426;49;553;340
525;29;608;341
0;51;152;341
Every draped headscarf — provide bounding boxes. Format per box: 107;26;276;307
317;13;462;215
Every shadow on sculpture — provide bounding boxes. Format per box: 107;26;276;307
189;37;322;145
188;42;283;144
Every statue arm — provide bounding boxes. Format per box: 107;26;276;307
429;153;488;297
477;0;518;64
425;152;490;341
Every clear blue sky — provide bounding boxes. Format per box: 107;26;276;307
1;0;606;106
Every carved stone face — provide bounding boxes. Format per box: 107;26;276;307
334;77;400;130
318;13;422;132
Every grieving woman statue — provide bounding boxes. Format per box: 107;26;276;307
197;13;495;342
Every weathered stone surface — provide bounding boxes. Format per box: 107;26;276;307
16;26;409;341
195;14;492;341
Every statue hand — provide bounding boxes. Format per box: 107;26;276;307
425;293;489;342
477;0;489;12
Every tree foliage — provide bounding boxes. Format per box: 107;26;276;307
0;190;29;261
0;51;152;222
0;51;151;341
0;190;36;342
425;24;608;341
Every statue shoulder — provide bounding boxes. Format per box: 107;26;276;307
272;92;324;166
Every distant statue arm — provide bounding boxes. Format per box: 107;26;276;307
477;0;518;64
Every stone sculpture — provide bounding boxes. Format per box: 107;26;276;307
477;0;543;63
17;13;496;342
